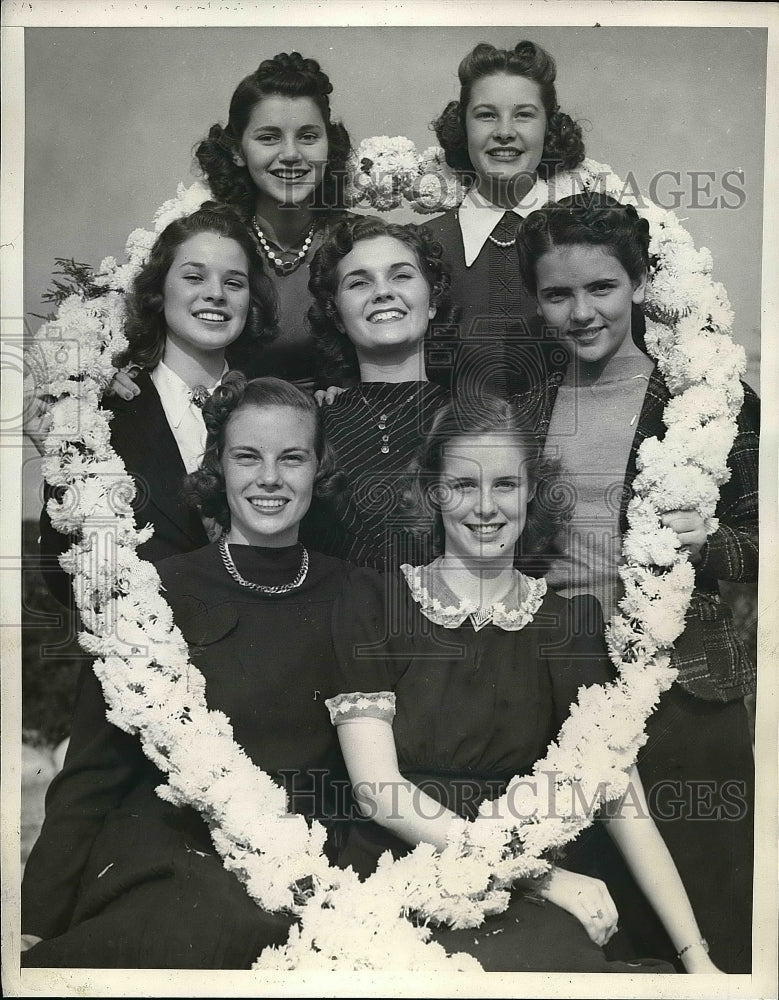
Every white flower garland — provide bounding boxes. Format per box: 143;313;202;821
27;146;746;971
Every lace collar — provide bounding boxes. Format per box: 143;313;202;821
400;561;547;631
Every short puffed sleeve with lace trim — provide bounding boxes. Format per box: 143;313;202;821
325;690;396;725
328;567;413;715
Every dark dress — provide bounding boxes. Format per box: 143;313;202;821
327;566;674;974
22;543;356;968
242;211;358;391
420;208;544;399
301;381;449;570
517;359;759;973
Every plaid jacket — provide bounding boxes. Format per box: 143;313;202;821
515;358;759;701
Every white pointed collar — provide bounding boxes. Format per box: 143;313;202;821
150;359;228;428
458;177;550;267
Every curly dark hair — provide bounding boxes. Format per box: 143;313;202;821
402;393;571;565
516;192;651;297
307;215;452;383
182;372;345;529
432;40;585;184
116;203;278;372
194;51;352;221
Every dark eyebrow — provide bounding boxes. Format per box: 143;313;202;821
539;277;619;294
177;261;248;278
340;261;419;283
471;102;540;112
339;267;370;282
227;444;259;454
443;475;477;486
228;444;314;454
252;123;323;132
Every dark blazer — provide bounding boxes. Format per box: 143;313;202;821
516;357;759;701
40;370;210;605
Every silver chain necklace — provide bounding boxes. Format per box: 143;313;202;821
218;535;309;594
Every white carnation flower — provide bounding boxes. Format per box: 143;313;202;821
152;180;211;232
125;227;157;265
407;145;467;213
346;136;420;211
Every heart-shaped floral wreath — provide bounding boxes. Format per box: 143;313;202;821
26;146;746;970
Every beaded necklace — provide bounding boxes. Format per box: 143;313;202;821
252;218;315;275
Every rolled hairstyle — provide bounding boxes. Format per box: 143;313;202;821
515;192;652;296
432;40;585;182
195;51;352;220
308;215;452;383
117;203;278;372
183;372;344;529
403;394;571;566
515;192;651;355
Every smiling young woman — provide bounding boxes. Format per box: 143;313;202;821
533;244;647;368
21;376;367;969
301;215;451;570
331;233;438;376
220;403;320;548
422;40;586;399
195;52;355;391
161;231;254;376
38;204;277;607
435;431;535;568
322;394;720;974
515;193;758;972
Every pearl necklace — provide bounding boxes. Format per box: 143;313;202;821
357;387;420;455
487;232;516;248
486;209;519;248
251;219;315;275
218;535;309;594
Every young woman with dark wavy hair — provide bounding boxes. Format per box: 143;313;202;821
513;193;758;973
301;215;452;570
423;40;587;399
193;51;355;391
39;204;277;606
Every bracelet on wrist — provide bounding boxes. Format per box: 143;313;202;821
677;937;709;960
